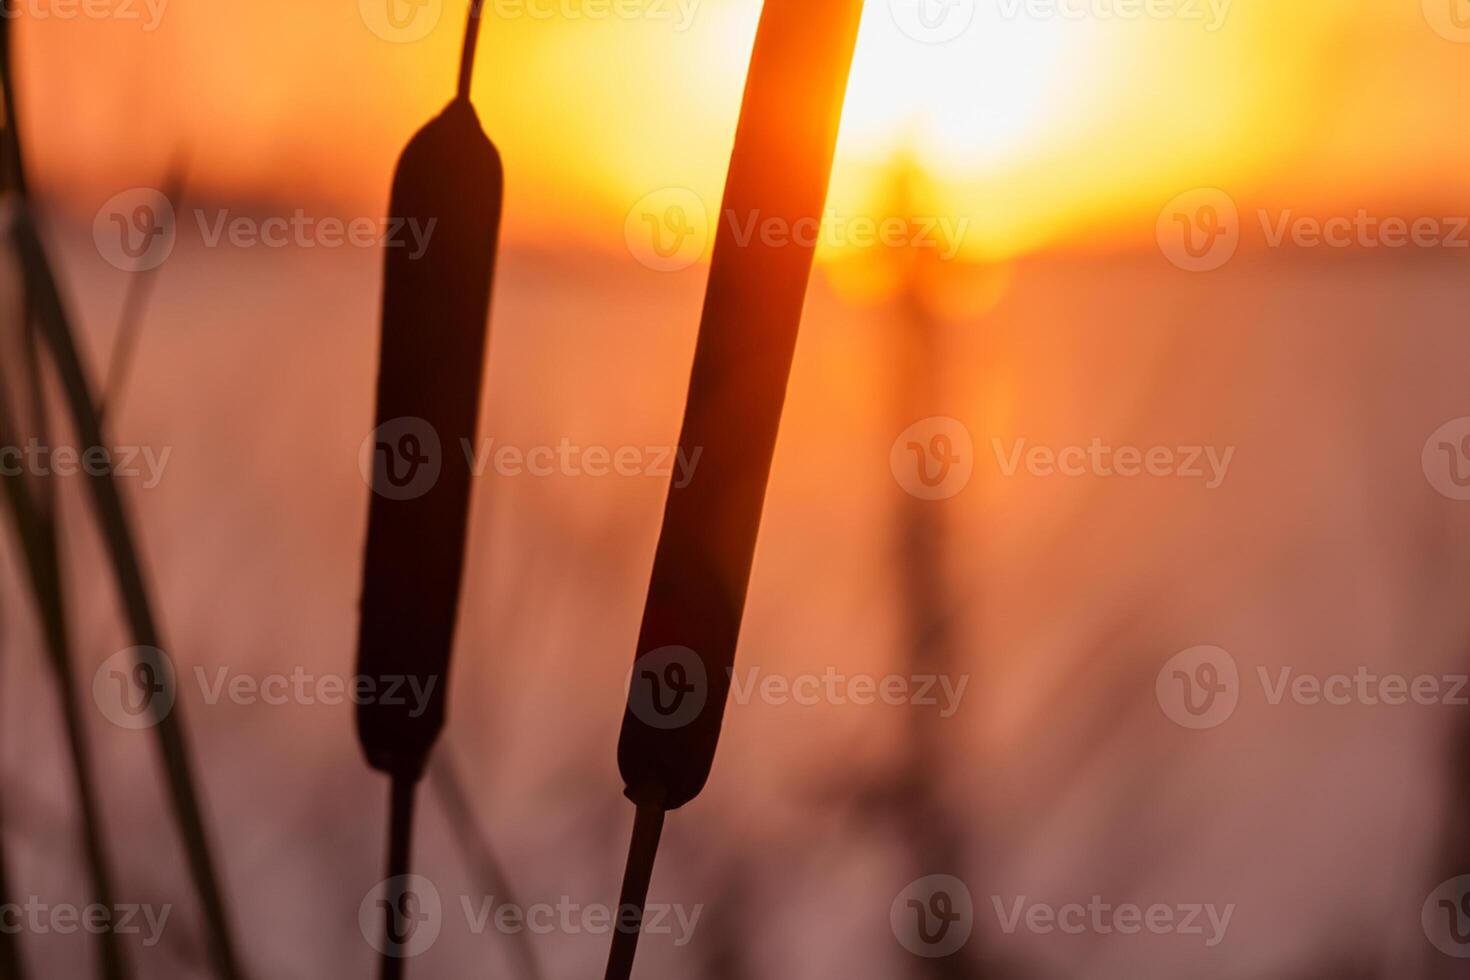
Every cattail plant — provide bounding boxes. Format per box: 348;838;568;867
354;3;502;977
605;1;864;976
2;14;243;980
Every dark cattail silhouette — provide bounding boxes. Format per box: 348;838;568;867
354;4;502;977
2;15;243;980
605;1;864;976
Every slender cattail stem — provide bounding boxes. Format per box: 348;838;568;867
428;752;544;980
0;600;26;980
457;0;487;101
0;310;130;980
100;161;188;425
603;805;666;980
379;775;418;980
2;15;243;980
0;825;22;980
12;212;244;980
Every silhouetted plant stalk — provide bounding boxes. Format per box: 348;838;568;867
0;593;24;980
99;161;187;425
0;17;243;980
427;752;544;980
354;3;501;978
0;377;132;980
606;2;863;976
884;166;994;980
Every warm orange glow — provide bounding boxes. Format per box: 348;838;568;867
15;0;1470;263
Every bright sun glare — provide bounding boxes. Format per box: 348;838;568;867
841;2;1080;175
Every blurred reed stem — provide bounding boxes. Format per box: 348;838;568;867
0;377;131;980
0;598;24;980
1;18;243;979
0;17;131;980
428;750;544;980
0;827;21;980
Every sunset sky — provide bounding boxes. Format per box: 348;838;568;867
15;0;1470;261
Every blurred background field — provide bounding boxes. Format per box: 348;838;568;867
4;0;1470;977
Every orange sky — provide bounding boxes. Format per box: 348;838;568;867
14;0;1470;261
